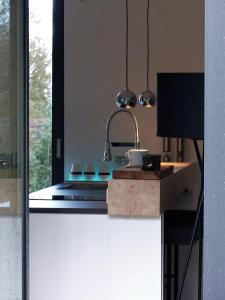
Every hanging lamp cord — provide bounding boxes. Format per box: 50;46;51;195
147;0;150;90
125;0;129;89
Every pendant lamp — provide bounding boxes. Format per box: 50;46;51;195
116;0;137;108
139;0;156;107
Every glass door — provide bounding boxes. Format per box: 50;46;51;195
0;0;28;299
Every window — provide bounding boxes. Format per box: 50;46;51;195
29;0;53;192
29;0;64;192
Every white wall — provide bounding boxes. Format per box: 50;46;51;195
64;0;204;177
30;214;162;300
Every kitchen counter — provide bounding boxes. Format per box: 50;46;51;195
29;182;107;214
30;162;197;214
29;162;199;300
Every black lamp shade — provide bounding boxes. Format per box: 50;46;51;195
157;73;204;140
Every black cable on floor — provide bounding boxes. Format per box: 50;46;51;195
176;140;204;300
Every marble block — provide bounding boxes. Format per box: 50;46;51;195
107;162;198;217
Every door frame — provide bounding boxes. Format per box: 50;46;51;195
52;0;64;185
23;0;29;298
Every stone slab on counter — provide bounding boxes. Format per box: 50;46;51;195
107;162;197;217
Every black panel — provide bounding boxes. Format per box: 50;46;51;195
157;73;204;140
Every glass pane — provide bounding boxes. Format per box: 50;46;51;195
0;0;27;298
29;0;53;192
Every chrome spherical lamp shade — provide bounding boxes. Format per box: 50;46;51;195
116;88;137;108
139;89;156;107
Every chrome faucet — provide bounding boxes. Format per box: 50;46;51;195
103;108;140;162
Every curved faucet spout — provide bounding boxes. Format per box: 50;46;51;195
103;108;140;162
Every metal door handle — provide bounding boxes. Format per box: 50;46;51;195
56;138;61;159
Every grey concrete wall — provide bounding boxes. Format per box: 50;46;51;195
204;1;225;299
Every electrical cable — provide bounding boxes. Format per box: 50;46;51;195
194;140;203;175
176;140;204;300
147;0;150;89
125;0;128;89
